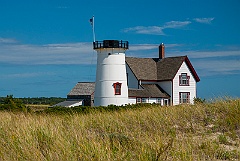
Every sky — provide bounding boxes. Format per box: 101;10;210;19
0;0;240;99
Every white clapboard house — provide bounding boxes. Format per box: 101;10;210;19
57;40;200;107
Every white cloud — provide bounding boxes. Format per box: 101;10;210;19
0;42;96;65
1;39;239;77
123;26;164;35
163;21;191;28
193;17;214;24
4;72;54;78
128;44;240;76
129;44;159;50
184;50;240;59
169;49;240;76
193;59;240;76
123;17;214;36
0;38;18;44
123;20;191;35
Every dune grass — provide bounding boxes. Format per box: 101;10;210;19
0;99;239;160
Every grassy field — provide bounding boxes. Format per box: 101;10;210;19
0;99;240;160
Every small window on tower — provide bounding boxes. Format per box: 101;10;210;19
113;82;122;95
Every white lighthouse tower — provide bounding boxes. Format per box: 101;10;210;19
93;40;129;106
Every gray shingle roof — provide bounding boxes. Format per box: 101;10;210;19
126;57;157;80
126;56;200;82
129;84;170;98
53;100;83;107
156;56;186;80
68;82;95;96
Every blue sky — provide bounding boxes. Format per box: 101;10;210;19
0;0;240;99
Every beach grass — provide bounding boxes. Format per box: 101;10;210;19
0;98;239;160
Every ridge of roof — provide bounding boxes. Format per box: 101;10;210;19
156;56;186;80
126;56;200;82
68;82;95;96
126;57;157;80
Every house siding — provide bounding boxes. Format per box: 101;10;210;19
158;81;172;94
173;62;196;105
158;81;172;101
126;64;139;89
128;97;136;104
128;97;163;105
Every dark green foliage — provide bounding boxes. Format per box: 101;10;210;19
20;97;66;105
0;97;66;105
0;95;31;112
42;103;159;115
194;97;206;104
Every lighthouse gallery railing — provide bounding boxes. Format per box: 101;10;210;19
93;40;129;49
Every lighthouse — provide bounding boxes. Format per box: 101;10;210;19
93;40;129;106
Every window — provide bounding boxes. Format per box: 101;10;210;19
113;82;122;95
137;98;141;103
179;73;190;86
156;98;161;104
141;98;147;103
179;92;190;104
136;98;148;103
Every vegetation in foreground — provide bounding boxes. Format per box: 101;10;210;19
0;97;240;160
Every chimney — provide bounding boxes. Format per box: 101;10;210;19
159;43;165;59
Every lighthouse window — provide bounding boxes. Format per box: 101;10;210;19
113;82;122;95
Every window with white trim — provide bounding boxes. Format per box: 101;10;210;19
141;98;147;103
137;98;141;103
156;98;161;104
179;92;190;103
136;98;148;103
179;73;190;86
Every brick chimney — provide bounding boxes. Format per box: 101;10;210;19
159;43;165;59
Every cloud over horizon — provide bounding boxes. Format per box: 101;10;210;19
1;38;239;77
0;40;95;65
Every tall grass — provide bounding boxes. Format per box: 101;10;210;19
0;99;239;160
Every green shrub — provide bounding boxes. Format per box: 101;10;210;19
194;97;206;104
0;95;31;112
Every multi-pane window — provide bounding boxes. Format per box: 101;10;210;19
137;98;141;103
179;92;190;103
141;98;147;103
136;98;148;103
179;73;190;86
113;82;122;95
156;98;161;104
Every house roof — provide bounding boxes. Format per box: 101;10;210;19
68;82;95;96
128;84;170;98
68;82;169;98
156;56;186;80
126;56;200;82
126;57;157;80
53;100;83;107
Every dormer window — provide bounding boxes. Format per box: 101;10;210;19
113;82;122;95
179;73;190;86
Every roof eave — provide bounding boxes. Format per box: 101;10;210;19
184;56;200;82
